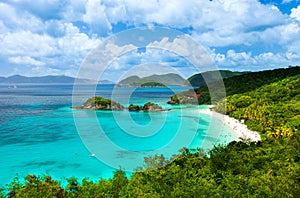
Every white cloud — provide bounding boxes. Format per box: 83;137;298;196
0;31;57;57
191;0;288;47
287;40;300;54
212;49;298;71
77;38;137;80
0;2;44;33
148;35;215;71
9;56;45;66
0;21;101;77
83;0;112;35
226;50;251;62
0;0;300;77
58;23;100;55
278;22;300;45
290;5;300;21
62;0;86;21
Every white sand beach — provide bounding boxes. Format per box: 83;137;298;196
198;108;261;142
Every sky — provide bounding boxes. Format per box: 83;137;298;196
0;0;300;81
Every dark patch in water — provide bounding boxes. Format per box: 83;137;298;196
23;160;57;167
56;163;81;169
0;135;75;147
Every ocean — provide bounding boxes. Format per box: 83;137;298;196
0;84;237;187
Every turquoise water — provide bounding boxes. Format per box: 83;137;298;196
0;84;238;187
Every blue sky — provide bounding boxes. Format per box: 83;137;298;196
0;0;300;81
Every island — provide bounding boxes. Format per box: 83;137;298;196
116;73;185;87
73;96;165;112
140;82;166;87
128;102;164;112
73;96;125;110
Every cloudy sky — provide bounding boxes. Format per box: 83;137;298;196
0;0;300;81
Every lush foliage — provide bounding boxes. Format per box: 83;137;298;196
84;96;119;107
128;102;163;111
215;74;300;139
2;67;300;197
140;82;165;87
185;70;247;86
170;66;300;105
82;96;124;110
2;137;299;197
118;73;185;87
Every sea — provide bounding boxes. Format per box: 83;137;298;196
0;84;238;187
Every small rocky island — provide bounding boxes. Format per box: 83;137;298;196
128;102;163;112
74;96;165;112
140;82;166;87
74;96;125;110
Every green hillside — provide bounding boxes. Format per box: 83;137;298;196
2;68;300;197
118;75;140;85
169;66;300;105
186;70;248;86
118;73;185;87
215;74;300;139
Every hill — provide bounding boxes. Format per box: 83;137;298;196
98;80;114;84
186;70;248;86
118;75;140;85
216;73;300;138
0;75;99;84
118;73;185;87
169;66;300;105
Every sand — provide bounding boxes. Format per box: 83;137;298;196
198;108;261;142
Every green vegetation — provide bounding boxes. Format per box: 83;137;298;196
118;73;185;87
2;67;300;197
128;102;163;112
215;73;300;140
170;66;300;105
76;96;124;110
185;70;248;87
140;82;165;87
117;75;140;85
85;96;113;106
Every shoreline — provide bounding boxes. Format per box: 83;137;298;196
197;108;261;142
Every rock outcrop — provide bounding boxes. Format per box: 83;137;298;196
128;102;164;112
73;96;124;110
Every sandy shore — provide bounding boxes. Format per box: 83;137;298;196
198;108;261;142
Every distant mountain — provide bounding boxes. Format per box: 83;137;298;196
118;73;185;87
186;70;248;86
99;80;114;84
118;75;141;85
0;75;99;84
